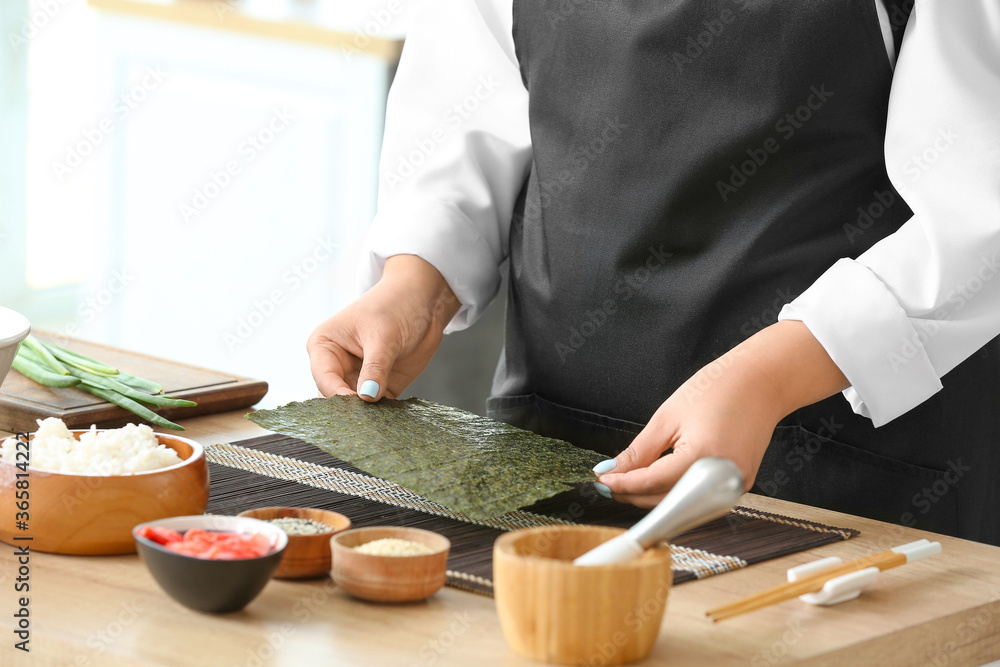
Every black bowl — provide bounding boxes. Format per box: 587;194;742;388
133;515;288;613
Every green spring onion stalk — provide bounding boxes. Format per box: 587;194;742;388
11;337;196;431
15;344;45;366
45;343;119;376
116;372;163;394
11;354;82;388
72;368;196;409
79;384;185;431
21;335;68;375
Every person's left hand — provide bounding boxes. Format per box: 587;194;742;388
595;321;850;507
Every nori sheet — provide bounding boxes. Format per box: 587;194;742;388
246;396;605;519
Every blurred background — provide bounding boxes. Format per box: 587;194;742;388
0;0;504;413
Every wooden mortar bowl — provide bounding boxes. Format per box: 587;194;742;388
331;526;450;602
494;525;672;666
238;507;351;579
0;430;209;555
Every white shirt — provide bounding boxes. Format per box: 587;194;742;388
360;0;1000;428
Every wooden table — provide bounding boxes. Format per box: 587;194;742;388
2;411;999;666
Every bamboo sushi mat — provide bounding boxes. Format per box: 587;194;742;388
204;435;858;597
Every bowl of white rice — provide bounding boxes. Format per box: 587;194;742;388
0;418;210;555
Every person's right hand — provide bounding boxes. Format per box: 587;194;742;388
307;254;461;401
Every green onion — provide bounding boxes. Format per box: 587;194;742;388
16;345;45;365
11;353;82;388
13;335;197;430
78;384;185;431
42;341;119;376
68;359;117;377
22;335;69;375
73;368;196;408
134;394;197;408
116;372;163;394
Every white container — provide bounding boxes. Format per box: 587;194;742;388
0;307;31;389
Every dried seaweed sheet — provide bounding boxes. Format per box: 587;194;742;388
246;396;605;519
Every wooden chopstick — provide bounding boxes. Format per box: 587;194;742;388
705;549;907;622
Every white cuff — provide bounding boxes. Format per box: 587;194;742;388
359;198;502;333
778;258;943;427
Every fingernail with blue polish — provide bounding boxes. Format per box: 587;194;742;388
592;459;618;475
593;482;612;500
359;380;380;398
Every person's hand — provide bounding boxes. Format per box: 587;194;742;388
307;255;460;401
593;355;781;507
595;321;850;507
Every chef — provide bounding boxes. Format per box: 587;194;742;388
308;0;1000;545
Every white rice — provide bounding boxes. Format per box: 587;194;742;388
0;417;183;475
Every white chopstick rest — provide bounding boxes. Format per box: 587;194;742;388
892;538;943;562
787;558;880;606
786;540;942;607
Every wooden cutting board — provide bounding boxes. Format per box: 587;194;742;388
0;333;268;432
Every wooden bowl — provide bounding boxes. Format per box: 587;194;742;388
237;507;351;579
494;525;672;666
330;526;450;602
0;430;209;555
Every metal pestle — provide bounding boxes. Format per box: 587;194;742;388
574;457;745;566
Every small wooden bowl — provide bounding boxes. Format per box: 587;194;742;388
494;525;672;666
237;507;351;579
0;430;209;555
330;526;450;602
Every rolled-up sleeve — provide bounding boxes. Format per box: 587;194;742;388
779;0;1000;426
360;0;530;332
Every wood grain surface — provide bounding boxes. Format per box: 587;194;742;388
0;411;998;666
0;333;268;432
493;525;671;665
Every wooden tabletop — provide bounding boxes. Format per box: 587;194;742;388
2;411;999;666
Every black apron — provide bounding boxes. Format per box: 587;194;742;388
487;0;1000;545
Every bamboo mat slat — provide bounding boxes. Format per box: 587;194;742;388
204;435;858;596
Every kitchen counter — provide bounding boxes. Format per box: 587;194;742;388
1;410;999;666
